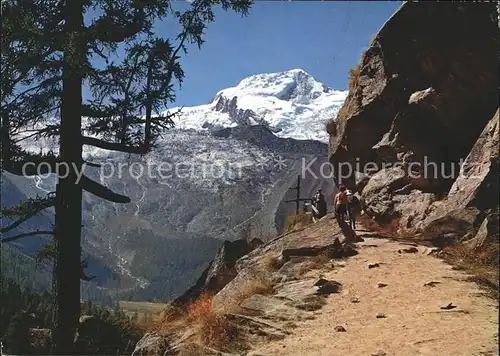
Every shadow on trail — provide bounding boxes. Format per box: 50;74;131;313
335;217;363;242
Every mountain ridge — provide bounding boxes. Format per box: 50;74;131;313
168;68;347;142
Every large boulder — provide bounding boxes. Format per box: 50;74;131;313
464;209;499;250
441;109;499;212
329;2;498;238
419;110;499;239
331;3;498;178
172;239;262;307
211;265;270;314
360;167;436;232
204;239;260;292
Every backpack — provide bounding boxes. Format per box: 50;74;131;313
348;194;358;204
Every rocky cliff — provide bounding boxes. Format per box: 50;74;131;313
328;2;499;244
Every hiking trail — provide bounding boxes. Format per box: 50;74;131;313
246;219;498;356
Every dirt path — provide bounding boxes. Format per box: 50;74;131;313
250;237;498;356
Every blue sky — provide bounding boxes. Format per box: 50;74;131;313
86;1;401;108
168;1;401;107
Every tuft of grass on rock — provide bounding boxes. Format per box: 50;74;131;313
258;253;284;272
284;212;314;233
442;242;499;299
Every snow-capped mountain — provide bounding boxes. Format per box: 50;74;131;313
169;69;347;142
15;69;345;155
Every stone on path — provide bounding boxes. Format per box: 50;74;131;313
423;281;441;287
440;303;457;310
398;247;419;254
315;280;342;295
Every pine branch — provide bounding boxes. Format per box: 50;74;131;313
1;153;59;176
35;239;57;266
80;259;96;281
87;6;147;44
1;77;62;110
13;124;60;143
0;230;54;243
83;160;101;168
82;136;146;154
0;193;56;233
79;175;131;203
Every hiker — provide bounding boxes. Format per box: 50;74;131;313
302;201;309;213
333;185;348;223
346;189;359;230
312;188;327;219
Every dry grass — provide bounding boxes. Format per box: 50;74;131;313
358;214;401;237
185;294;240;349
337;103;350;122
309;252;331;268
258;253;283;271
223;276;275;315
347;65;361;92
289;260;312;278
287;253;332;278
325;118;337;135
150;293;243;351
336;51;367;123
145;275;275;352
441;242;499;298
145;256;279;352
336;64;362;123
134;312;157;333
285;212;313;233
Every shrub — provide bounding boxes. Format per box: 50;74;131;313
153;293;244;351
284;212;313;233
347;65;361;92
258;253;283;271
358;214;401;238
336;52;366;123
188;295;238;349
442;242;499;296
325;118;337;136
219;274;275;316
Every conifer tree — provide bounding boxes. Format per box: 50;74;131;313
1;0;251;353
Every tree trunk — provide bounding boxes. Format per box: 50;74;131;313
51;0;84;354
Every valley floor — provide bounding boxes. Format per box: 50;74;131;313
248;230;498;356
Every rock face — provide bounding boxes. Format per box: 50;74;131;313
329;2;499;242
213;96;268;128
420;110;499;239
172;239;263;307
